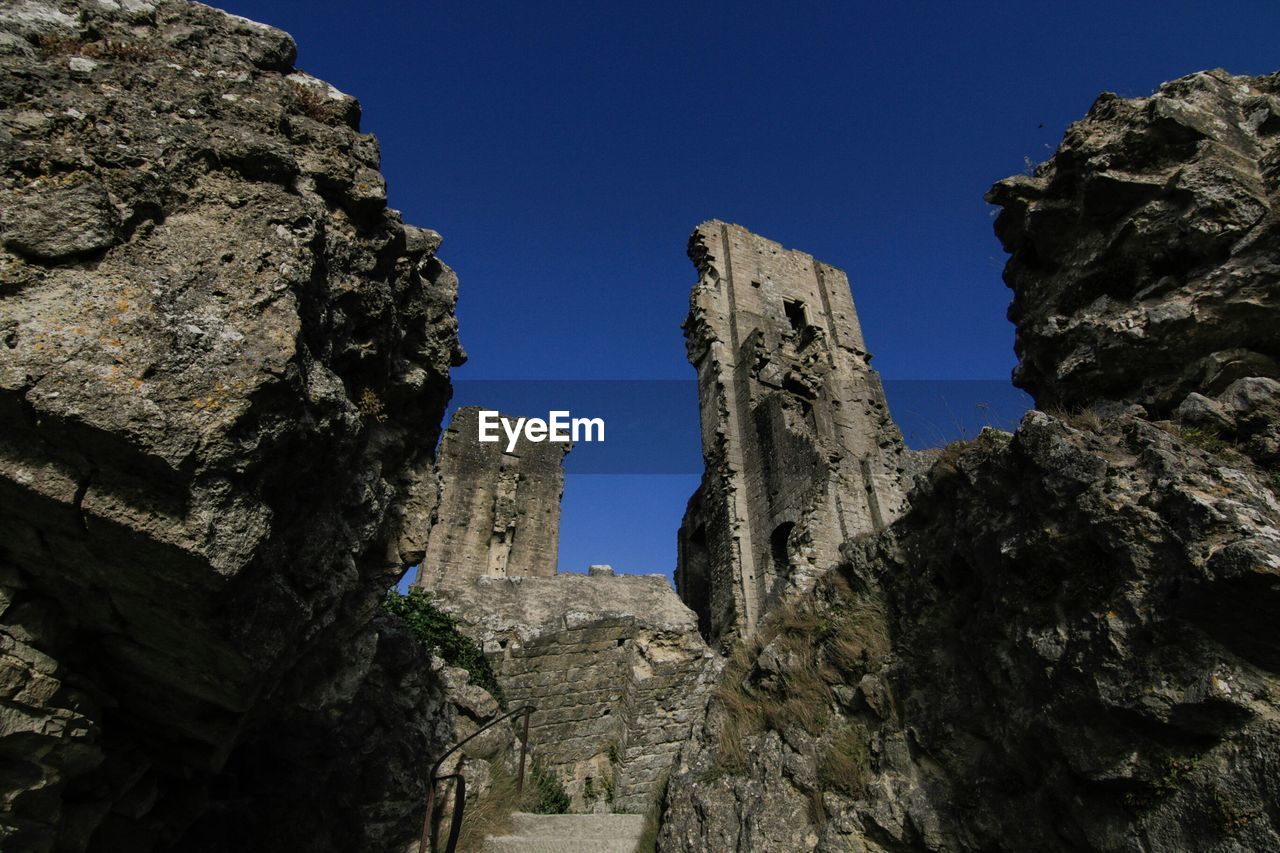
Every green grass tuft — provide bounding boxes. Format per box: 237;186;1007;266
531;760;570;814
1178;426;1231;455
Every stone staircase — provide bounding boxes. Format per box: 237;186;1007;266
483;812;647;853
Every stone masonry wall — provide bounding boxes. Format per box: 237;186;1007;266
413;405;716;814
433;574;717;814
415;406;566;588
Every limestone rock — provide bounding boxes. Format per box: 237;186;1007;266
0;2;462;850
988;69;1280;415
0;172;121;261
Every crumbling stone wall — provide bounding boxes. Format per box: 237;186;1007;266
677;221;908;648
416;408;716;814
434;574;718;814
415;407;566;588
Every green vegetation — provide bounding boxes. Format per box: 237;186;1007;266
1047;406;1105;432
289;79;344;123
932;439;970;477
583;775;615;806
531;760;570;814
450;760;573;850
1213;787;1261;836
818;719;872;797
1121;755;1201;811
1178;426;1232;455
381;588;504;705
37;34;166;62
454;763;522;853
358;387;387;422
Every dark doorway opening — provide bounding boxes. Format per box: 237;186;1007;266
770;521;795;575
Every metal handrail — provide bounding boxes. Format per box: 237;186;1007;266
419;704;534;853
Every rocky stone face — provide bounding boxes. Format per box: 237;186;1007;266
0;2;463;850
660;70;1280;852
988;69;1280;416
662;412;1280;852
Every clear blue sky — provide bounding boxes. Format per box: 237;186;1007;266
220;0;1277;577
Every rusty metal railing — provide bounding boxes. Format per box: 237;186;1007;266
419;704;533;853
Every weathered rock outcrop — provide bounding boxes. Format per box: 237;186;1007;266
988;69;1280;416
663;411;1280;852
0;2;463;849
660;70;1280;852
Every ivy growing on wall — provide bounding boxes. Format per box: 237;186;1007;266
381;588;506;707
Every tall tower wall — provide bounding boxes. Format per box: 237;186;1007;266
676;221;908;647
414;406;566;588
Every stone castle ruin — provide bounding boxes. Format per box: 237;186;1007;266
416;407;566;587
412;223;920;813
413;408;716;813
3;3;1278;849
676;221;910;647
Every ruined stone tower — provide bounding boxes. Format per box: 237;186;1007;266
676;221;908;647
408;406;716;813
414;406;566;588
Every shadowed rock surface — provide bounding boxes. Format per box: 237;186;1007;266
659;70;1280;852
663;412;1280;852
0;2;465;849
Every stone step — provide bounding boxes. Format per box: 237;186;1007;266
483;812;646;853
